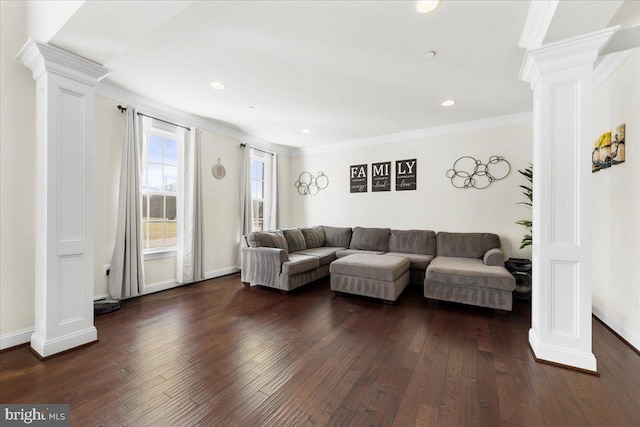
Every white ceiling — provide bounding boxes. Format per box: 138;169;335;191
45;0;626;149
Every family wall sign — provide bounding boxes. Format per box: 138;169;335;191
350;159;417;193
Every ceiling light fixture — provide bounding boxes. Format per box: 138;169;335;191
301;129;311;134
248;106;255;110
441;99;456;107
416;0;440;14
424;50;436;58
209;81;225;90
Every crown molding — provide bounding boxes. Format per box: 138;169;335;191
96;81;292;156
594;49;634;89
520;26;619;88
519;0;559;50
290;112;533;156
16;39;110;86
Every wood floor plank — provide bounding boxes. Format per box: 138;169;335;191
1;275;639;426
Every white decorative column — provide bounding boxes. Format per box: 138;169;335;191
17;40;109;358
520;27;617;373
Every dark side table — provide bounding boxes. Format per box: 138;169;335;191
505;258;532;300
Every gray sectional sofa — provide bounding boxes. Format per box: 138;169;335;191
241;226;516;311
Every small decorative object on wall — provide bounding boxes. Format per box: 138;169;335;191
593;124;626;172
295;171;329;195
446;155;510;189
396;159;417;191
611;123;625;165
350;164;368;193
372;161;391;192
212;157;226;179
593;131;612;172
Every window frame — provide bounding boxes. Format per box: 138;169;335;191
250;150;272;232
140;121;184;257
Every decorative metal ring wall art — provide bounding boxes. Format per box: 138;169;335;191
295;171;329;195
446;155;511;189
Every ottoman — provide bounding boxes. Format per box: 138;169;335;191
330;254;410;304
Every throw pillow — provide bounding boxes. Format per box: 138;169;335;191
282;229;307;253
301;226;325;249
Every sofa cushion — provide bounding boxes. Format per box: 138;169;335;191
324;226;352;248
425;256;515;291
330;254;410;282
336;249;385;258
436;232;500;259
282;254;320;276
350;227;391;252
389;230;436;255
282;229;307;253
246;230;289;252
386;252;434;271
301;226;326;249
296;247;342;266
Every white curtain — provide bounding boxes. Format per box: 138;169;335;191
177;128;204;283
109;107;145;299
239;145;253;266
268;153;279;230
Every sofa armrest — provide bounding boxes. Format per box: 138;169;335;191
241;247;288;287
483;248;505;266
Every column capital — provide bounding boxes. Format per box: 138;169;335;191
16;39;110;86
520;26;618;88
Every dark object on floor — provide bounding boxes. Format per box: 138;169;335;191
506;258;532;300
94;298;121;315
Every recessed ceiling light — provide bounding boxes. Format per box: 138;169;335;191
416;0;440;14
424;50;436;58
441;99;456;107
209;81;225;90
301;129;311;134
248;106;255;110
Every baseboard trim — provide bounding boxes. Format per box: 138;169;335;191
205;267;240;280
0;327;35;351
592;307;640;354
143;279;180;295
93;293;109;301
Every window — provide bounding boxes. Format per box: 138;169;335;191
141;123;182;252
250;150;272;232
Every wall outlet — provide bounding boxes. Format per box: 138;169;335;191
103;264;111;276
636;293;640;309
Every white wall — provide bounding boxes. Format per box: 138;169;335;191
592;48;640;350
0;1;36;341
94;96;262;294
288;122;533;259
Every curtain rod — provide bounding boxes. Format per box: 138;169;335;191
240;143;274;156
117;105;191;132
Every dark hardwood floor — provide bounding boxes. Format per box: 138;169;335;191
1;274;639;426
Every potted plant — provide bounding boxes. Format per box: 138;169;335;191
507;164;533;299
515;164;532;249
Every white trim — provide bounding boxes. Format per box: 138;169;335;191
96;81;292;156
594;50;634;89
520;27;619;89
16;39;110;85
290;112;532;156
519;0;559;50
592;306;640;352
142;279;180;295
529;328;597;372
204;267;240;280
0;327;35;350
144;249;177;261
